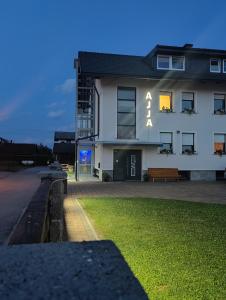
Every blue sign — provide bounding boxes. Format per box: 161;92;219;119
79;150;92;164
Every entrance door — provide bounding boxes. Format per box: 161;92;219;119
126;150;142;180
113;150;141;181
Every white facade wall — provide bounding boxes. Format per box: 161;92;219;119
94;77;226;172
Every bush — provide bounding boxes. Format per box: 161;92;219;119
143;172;149;182
102;172;112;182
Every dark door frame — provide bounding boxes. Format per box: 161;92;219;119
113;149;142;181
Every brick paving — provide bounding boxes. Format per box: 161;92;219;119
72;180;226;204
63;181;98;241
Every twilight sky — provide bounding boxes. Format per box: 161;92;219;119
0;0;226;147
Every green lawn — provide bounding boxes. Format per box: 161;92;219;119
79;198;226;300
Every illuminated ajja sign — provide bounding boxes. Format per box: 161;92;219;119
146;92;152;127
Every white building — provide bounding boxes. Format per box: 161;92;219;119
75;44;226;181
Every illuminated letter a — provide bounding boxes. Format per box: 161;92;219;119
146;119;152;127
146;92;152;100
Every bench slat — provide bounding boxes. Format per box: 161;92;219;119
148;168;181;182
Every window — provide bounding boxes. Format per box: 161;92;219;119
157;56;170;69
172;56;185;70
214;134;226;154
214;94;226;114
182;133;195;154
210;58;221;73
159;92;172;112
223;59;226;73
182;92;194;113
117;87;136;139
160;132;173;154
157;55;185;71
78;101;91;114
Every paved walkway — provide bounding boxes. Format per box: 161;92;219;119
0;167;47;244
72;180;226;204
63;181;98;241
0;172;11;179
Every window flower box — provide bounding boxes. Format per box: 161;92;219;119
160;149;173;154
214;150;226;156
182;108;195;114
160;108;173;113
182;149;196;155
214;109;226;115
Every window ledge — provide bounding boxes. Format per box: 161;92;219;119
157;68;185;72
181;152;197;155
159;152;176;155
181;111;196;115
116;137;139;140
159;110;175;113
214;112;226;115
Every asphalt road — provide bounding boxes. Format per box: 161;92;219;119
0;167;47;244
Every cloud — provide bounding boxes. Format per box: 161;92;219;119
0;91;29;122
46;100;66;109
56;78;75;94
0;74;45;122
47;110;65;118
47;101;58;108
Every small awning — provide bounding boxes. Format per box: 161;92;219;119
95;140;161;146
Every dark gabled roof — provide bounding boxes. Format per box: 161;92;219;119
77;44;226;81
78;51;152;78
54;131;75;141
146;44;226;59
53;143;75;154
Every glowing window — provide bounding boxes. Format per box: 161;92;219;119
79;150;92;164
159;92;172;111
214;134;226;154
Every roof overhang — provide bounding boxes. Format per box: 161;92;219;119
146;44;226;59
82;72;226;84
95;140;161;147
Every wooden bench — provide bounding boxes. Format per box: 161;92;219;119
148;168;182;182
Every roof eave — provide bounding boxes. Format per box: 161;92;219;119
80;71;226;83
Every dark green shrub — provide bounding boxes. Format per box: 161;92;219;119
102;172;112;182
143;172;149;182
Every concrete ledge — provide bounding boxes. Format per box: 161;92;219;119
39;170;67;180
8;180;51;244
190;170;216;181
0;241;148;299
8;176;66;245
